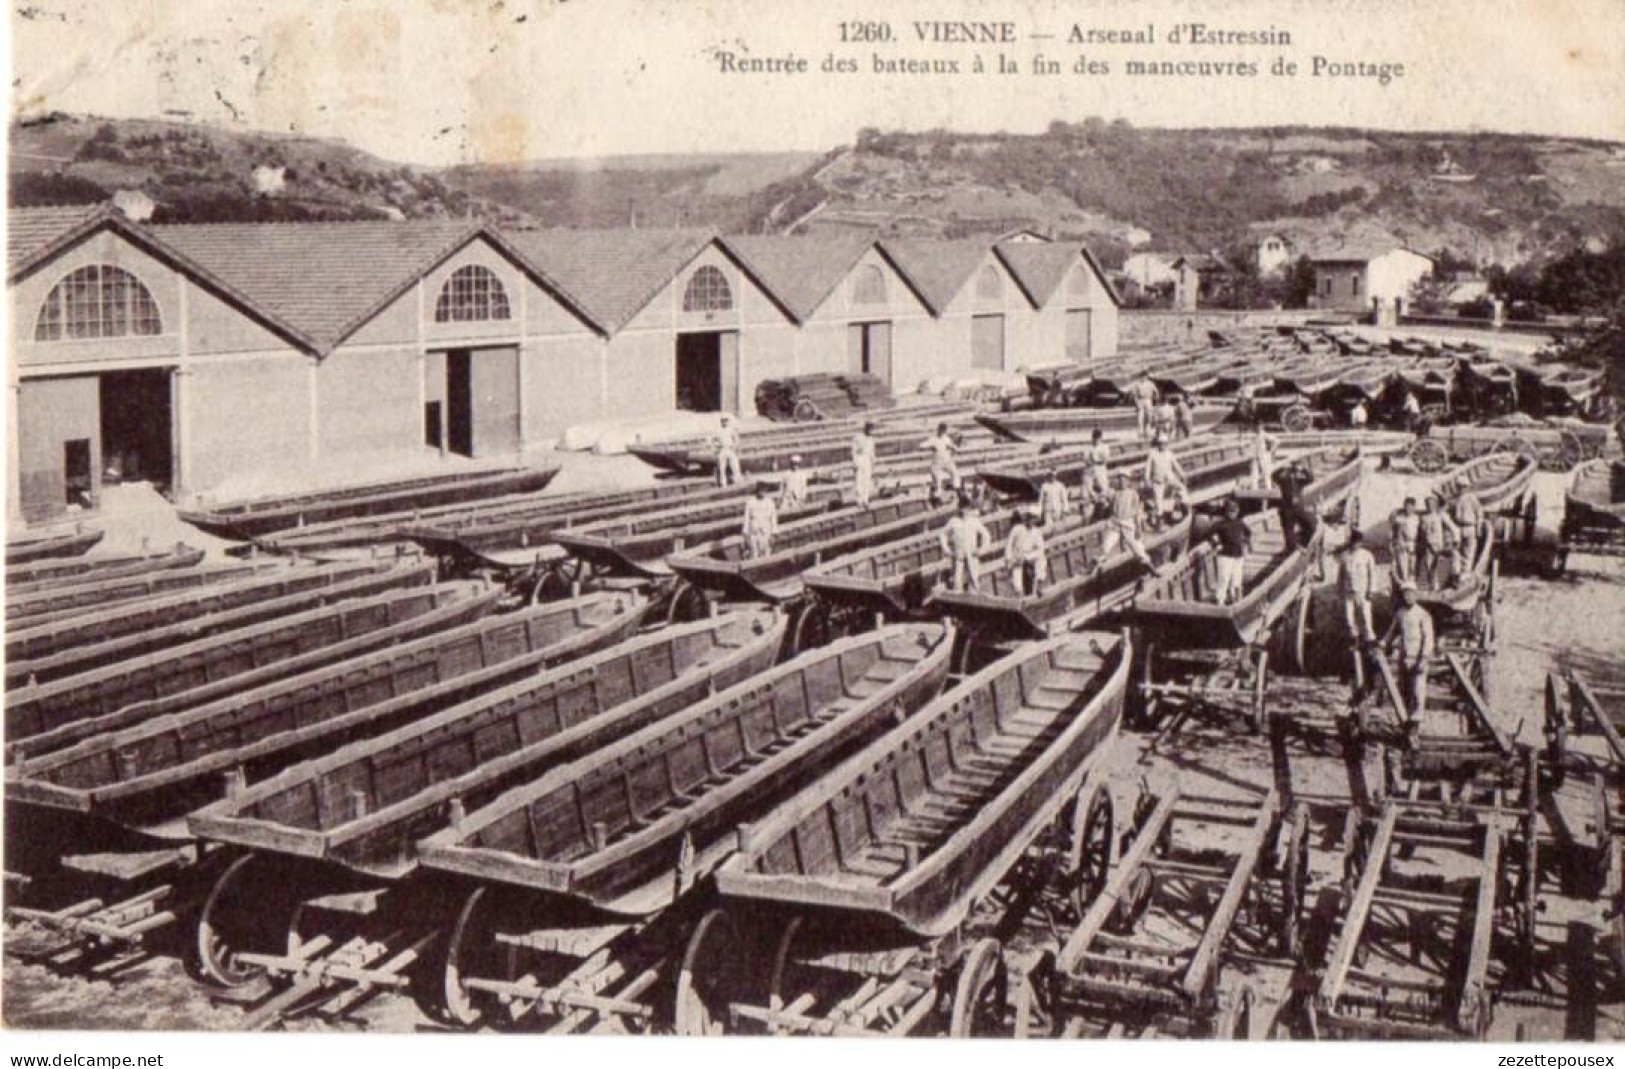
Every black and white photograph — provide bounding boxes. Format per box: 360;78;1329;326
3;0;1624;1052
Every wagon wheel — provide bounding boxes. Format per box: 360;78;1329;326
1495;435;1539;463
1133;639;1158;730
1212;981;1255;1039
758;915;807;1037
1107;868;1156;934
1279;804;1311;957
1288;589;1313;678
1409;438;1449;474
534;560;582;602
664;580;710;626
194;853;284;990
793;398;819;423
1062;784;1114;918
949;937;1009;1037
1282;404;1315;434
787;600;832;656
674;908;746;1036
1543;430;1585;473
434;886;514;1028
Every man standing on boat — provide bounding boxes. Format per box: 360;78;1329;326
1102;472;1161;572
1250;424;1275;491
1131;375;1160;439
1390;497;1421;584
1080;429;1113;514
779;455;809;511
1417;496;1460;590
1402;389;1422;433
1038;469;1071;529
1004;508;1048;596
940;499;991;592
1144;434;1188;523
1384;582;1436;717
1173;396;1195;440
851;422;878;507
742;483;779;559
1452;490;1485;577
1211;499;1251;605
922;422;959;501
1350;399;1370;431
714;415;743;488
1338;530;1378;645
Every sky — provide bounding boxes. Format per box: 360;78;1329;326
9;0;1625;167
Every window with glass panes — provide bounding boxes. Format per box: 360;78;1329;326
434;265;512;322
34;265;162;341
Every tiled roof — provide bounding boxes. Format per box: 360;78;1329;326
1307;244;1432;264
996;241;1084;307
722;231;877;320
154;220;484;352
878;238;996;314
504;227;721;333
8;204;111;277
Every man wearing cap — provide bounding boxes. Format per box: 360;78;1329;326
779;455;809;511
939;499;991;591
1004;508;1048;596
1338;529;1378;644
922;422;959;499
851;422;877;507
1101;472;1160;571
1250;424;1275;491
1080;429;1113;513
1038;469;1071;529
742;482;778;559
1144;434;1187;523
1452;491;1485;577
1130;375;1160;440
1390;497;1421;584
714;415;743;488
1384;581;1435;717
1211;499;1251;605
1417;496;1460;591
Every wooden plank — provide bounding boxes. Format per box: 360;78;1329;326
1318;805;1399;1007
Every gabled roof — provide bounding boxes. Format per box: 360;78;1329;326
1308;244;1435;265
505;227;796;334
721;231;879;320
9;204;118;278
997;240;1123;309
1170;253;1228;273
155;219;501;353
878;238;1004;315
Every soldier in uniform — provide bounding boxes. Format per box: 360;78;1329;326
1038;469;1071;529
778;454;809;511
742;482;778;559
714;415;743;488
939;499;991;591
922;422;959;500
1004;508;1048;596
1384;582;1436;717
851;422;877;507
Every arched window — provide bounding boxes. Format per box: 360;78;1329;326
34;264;162;341
434;265;511;323
682;265;733;312
852;264;887;304
975;265;1003;300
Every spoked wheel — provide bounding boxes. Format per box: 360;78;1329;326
1409;439;1449;474
194;853;286;990
1213;981;1255;1039
674;908;747;1035
1282;405;1314;434
1543;431;1584;473
1289;590;1313;676
793;398;818;422
436;887;511;1029
757;914;807;1037
1279;804;1311;957
1062;783;1114;919
665;581;710;626
534;560;583;602
787;600;832;656
949;937;1009;1037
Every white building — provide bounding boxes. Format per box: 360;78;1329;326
1308;245;1434;321
1250;233;1295;276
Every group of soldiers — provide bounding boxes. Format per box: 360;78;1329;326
1129;376;1199;442
1387;491;1485;592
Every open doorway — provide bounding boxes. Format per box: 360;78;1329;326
676;332;723;411
848;322;892;386
98;369;173;489
446;349;473;456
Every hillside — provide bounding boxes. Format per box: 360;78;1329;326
10;114;1625;270
8;113;531;225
